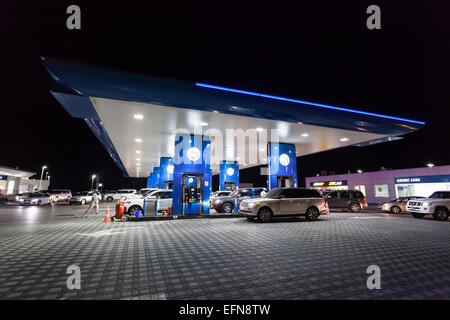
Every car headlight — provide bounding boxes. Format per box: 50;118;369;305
422;202;433;206
15;196;19;201
214;199;221;204
247;202;260;208
32;199;39;203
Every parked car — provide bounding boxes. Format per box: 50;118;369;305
211;188;266;213
15;193;31;202
122;189;173;219
379;196;425;214
102;189;138;202
239;187;328;222
47;189;72;202
209;190;232;206
20;192;51;206
70;191;100;205
322;190;368;213
101;190;119;202
406;191;450;221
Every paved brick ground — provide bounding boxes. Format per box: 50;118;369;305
0;203;449;300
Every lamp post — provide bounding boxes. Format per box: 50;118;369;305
91;174;96;190
39;165;47;191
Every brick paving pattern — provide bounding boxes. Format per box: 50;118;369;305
0;203;449;300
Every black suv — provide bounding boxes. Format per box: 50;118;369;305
323;190;368;212
211;187;266;213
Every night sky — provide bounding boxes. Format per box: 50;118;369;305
1;1;449;192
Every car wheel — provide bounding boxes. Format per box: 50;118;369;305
127;205;142;217
433;208;449;221
37;200;41;206
390;206;401;214
257;207;273;222
222;202;234;214
305;206;320;221
349;202;361;213
81;199;86;205
412;213;425;219
121;215;128;222
107;196;113;202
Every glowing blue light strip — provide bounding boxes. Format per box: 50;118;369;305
195;82;425;125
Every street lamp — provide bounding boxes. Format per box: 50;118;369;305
39;165;47;191
91;174;96;190
427;163;434;168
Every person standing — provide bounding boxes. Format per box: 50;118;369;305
85;191;100;214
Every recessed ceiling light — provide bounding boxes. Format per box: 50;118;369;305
135;138;142;142
200;122;208;126
236;157;240;160
136;158;140;161
340;137;349;142
262;158;267;162
260;148;265;152
256;127;264;132
301;133;309;137
134;114;144;120
136;151;141;154
298;121;303;125
212;110;219;113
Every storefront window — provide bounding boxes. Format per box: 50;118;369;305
374;184;389;197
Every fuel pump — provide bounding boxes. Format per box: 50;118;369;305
182;174;203;215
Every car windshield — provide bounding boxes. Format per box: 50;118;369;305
429;191;450;199
263;188;283;199
74;192;88;196
229;190;239;197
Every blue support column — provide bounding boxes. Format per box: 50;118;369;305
219;161;239;191
153;167;161;188
172;134;211;215
268;143;298;189
158;157;174;189
147;172;153;188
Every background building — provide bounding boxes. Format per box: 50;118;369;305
0;165;49;196
306;165;450;204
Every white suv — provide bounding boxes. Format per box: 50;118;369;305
122;189;173;217
406;191;450;221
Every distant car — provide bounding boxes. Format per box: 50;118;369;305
122;189;173;219
209;190;232;206
211;188;267;213
102;189;138;202
47;189;72;202
379;196;425;214
20;192;51;206
15;193;31;202
406;191;450;221
323;190;368;213
70;191;100;205
101;190;119;202
239;188;328;222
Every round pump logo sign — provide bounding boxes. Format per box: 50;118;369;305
186;147;201;161
279;153;290;166
226;167;235;176
167;165;174;174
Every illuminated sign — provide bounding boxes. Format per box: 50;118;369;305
395;174;450;184
310;180;348;187
279;153;290;166
226;167;235;176
186;147;201;161
167;165;174;174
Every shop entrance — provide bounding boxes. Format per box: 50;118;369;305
182;173;203;215
224;182;236;191
277;176;293;188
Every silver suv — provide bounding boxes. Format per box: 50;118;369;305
239;188;329;222
406;191;450;221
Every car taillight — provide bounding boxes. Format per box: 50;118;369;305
364;198;367;203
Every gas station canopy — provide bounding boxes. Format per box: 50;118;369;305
42;57;425;178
